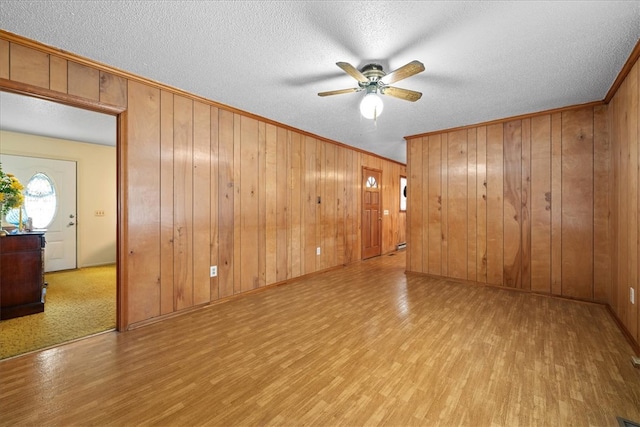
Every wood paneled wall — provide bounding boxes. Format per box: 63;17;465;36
0;33;407;329
406;106;611;302
609;53;640;347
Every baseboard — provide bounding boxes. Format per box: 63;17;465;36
605;305;640;356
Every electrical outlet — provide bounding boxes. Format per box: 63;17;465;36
316;247;321;255
631;287;635;305
210;265;217;277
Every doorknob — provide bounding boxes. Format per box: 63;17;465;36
69;214;75;218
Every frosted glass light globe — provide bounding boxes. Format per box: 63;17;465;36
359;93;384;119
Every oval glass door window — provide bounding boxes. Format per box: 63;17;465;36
24;172;57;229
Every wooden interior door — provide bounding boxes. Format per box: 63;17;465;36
362;167;382;259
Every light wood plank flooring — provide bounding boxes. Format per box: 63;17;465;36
1;251;639;426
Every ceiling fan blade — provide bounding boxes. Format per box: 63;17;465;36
317;88;360;97
381;86;423;102
336;62;369;83
380;60;425;85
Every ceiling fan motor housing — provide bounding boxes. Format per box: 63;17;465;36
360;64;386;93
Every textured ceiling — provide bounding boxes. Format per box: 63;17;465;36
1;1;639;164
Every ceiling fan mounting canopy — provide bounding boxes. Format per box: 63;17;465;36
317;60;425;103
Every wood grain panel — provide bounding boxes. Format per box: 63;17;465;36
276;127;289;281
100;71;127;108
467;129;477;282
530;115;552;293
408;139;423;272
125;81;161;324
336;147;346;266
217;109;235;299
486;124;504;286
344;149;356;264
193;101;211;304
421;138;429;272
304;135;317;273
503;120;522;288
428;135;442;275
441;134;449;277
289;131;303;278
0;39;8;79
160;90;175;314
551;113;563;295
9;43;49;88
68;61;99;101
323;143;337;269
265;123;278;285
50;56;67;93
173;95;194;310
233;114;242;294
240;116;259;292
476;127;487;283
210;107;220;300
521;119;531;291
593;105;610;303
615;78;629;324
561;108;594;300
447;130;468;280
626;62;638;340
258;122;267;288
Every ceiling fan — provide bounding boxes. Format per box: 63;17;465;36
317;60;425;119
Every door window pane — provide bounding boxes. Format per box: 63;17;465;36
24;172;57;229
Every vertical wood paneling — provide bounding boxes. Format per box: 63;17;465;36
265;123;278;285
408;139;423;272
233;115;242;294
50;56;67;93
193;101;211;304
521;119;532;291
100;71;127;108
551;113;563;295
173;95;194;310
626;62;638;340
447;130;468;280
304;136;317;273
289;132;303;278
276;127;289;282
530;115;552;293
324;143;337;269
68;61;100;101
257;122;267;288
336;147;346;266
486;124;504;285
240;116;259;292
9;43;49;88
441;134;449;277
160;90;175;314
210;107;220;300
0;40;8;79
561;108;594;300
428;135;442;275
217;109;235;298
503;120;522;288
125;81;161;324
344;149;356;264
467;129;477;282
476;127;488;283
593;105;610;302
421;138;430;272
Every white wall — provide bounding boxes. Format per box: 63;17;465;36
0;130;116;267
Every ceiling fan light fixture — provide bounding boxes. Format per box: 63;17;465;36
360;92;384;120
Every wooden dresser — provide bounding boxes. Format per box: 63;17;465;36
0;232;46;320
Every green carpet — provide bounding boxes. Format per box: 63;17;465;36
0;265;116;359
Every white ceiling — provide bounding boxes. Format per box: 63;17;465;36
1;1;639;164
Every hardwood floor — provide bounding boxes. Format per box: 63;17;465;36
1;251;639;426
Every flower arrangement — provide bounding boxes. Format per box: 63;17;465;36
0;162;24;217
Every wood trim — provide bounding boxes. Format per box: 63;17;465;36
404;101;604;141
0;29;405;167
0;78;125;115
604;38;640;103
605;304;640;356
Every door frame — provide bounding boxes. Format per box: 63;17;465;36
0;81;125;331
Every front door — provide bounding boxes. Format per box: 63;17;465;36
362;167;382;259
1;154;77;272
